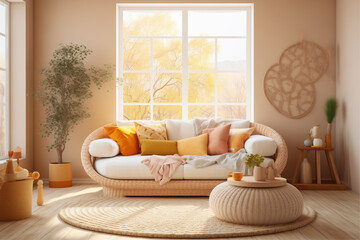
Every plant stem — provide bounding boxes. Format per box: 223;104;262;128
327;123;332;135
56;145;64;164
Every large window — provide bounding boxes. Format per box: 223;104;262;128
0;0;9;158
117;4;253;120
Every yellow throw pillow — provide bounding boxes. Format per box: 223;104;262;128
177;133;208;156
104;126;139;156
140;139;178;156
134;122;168;142
228;127;255;153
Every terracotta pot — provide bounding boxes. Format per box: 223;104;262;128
325;134;332;148
49;162;72;188
254;166;266;181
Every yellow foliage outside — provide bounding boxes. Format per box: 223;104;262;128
121;13;246;120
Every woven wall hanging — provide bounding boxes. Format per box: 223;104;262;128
264;40;329;119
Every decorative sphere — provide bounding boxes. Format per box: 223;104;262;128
304;138;312;147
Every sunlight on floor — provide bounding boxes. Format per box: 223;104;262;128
45;186;102;205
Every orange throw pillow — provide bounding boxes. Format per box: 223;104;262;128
104;126;139;156
202;124;231;155
228;127;255;153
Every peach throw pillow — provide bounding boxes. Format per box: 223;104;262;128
202;124;231;155
228;127;255;153
104;126;139;156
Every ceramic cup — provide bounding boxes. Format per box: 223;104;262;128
313;138;323;147
227;172;243;181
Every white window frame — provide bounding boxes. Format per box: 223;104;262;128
0;0;9;160
116;3;254;121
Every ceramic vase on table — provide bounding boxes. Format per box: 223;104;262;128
313;138;323;147
254;166;266;181
325;134;332;148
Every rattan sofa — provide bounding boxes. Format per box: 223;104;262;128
81;122;288;197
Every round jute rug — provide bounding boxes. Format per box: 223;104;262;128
58;197;316;239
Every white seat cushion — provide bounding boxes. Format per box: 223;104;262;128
184;163;230;179
94;155;184;180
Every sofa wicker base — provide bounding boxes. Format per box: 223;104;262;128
102;180;225;197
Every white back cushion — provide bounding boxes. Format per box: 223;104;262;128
166;119;195;141
230;119;250;129
89;138;119;158
244;135;277;157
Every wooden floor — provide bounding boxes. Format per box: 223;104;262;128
0;184;359;240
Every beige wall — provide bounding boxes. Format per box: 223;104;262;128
335;0;360;193
33;0;336;179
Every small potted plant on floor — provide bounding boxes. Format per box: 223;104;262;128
38;43;112;188
245;154;265;181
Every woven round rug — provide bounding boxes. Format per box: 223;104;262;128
58;197;316;238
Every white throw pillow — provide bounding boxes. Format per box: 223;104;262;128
244;135;277;157
89;138;120;158
166;119;195;141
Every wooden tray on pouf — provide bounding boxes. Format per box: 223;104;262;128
227;176;287;188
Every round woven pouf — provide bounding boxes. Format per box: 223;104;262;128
209;182;303;225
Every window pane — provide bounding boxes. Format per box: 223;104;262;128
218;39;246;71
188;105;214;119
188;11;246;36
188;38;215;70
123;39;150;71
218;73;246;103
0;71;5;156
188;73;215;103
218;105;246;119
153;73;182;103
123;73;150;103
123;105;150;120
0;4;5;34
153;105;181;120
123;11;181;36
153;39;182;70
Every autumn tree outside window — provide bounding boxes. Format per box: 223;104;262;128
116;4;253;121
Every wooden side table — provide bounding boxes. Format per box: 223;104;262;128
292;147;346;190
0;178;34;221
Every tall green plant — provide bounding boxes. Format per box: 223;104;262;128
325;98;337;134
326;98;337;124
38;43;113;164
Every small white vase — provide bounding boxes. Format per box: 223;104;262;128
254;166;266;181
313;138;323;147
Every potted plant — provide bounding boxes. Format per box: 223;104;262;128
325;98;337;147
38;43;112;188
245;154;265;181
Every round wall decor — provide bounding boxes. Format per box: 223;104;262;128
264;40;328;119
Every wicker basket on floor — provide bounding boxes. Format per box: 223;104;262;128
81;122;288;197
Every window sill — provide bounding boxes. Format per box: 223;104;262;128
0;158;26;169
